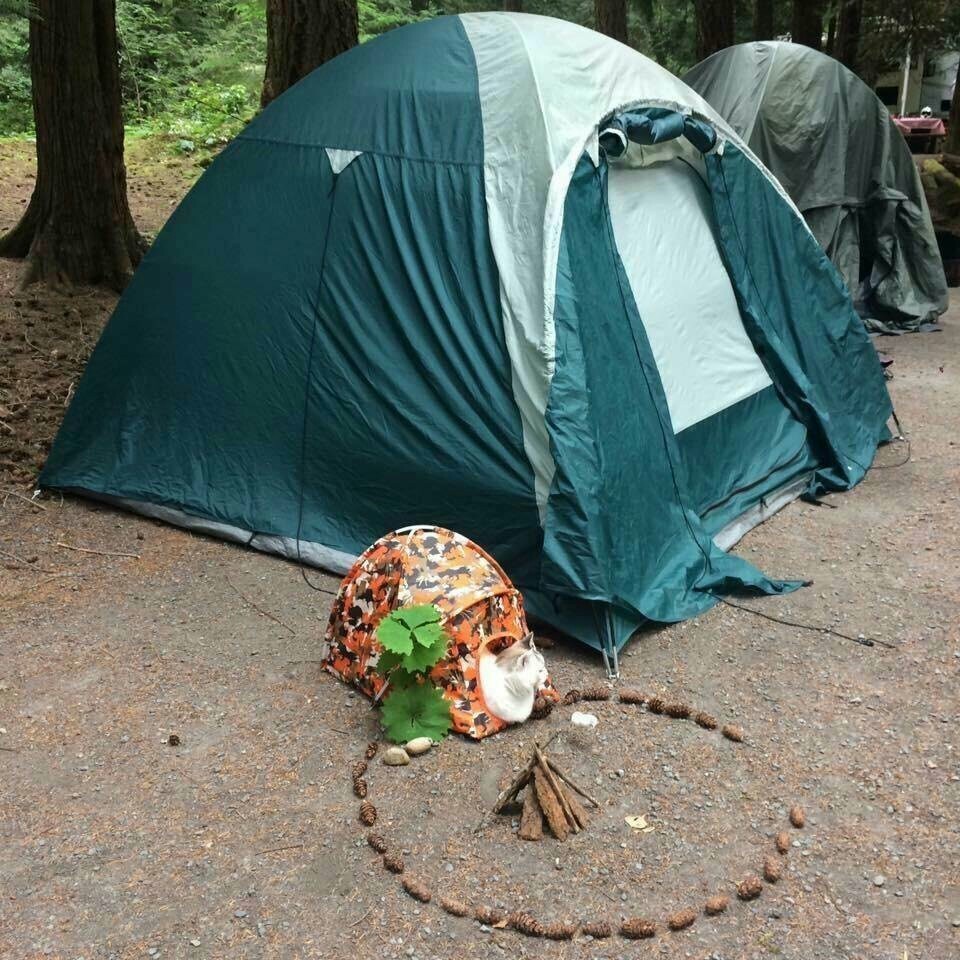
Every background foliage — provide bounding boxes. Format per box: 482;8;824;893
0;0;957;138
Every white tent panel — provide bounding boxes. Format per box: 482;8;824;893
607;159;772;433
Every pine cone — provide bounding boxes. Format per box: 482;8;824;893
621;918;657;939
703;895;729;916
401;876;431;903
721;724;744;742
353;777;368;799
511;912;546;937
646;696;666;714
543;921;577;940
737;876;763;901
666;909;696;931
694;711;718;730
618;689;646;705
664;701;691;719
762;856;782;883
367;833;388;854
580;686;611;701
475;905;505;926
581;920;612;938
775;830;791;854
365;741;379;760
383;852;404;874
562;689;582;706
439;896;470;917
530;696;553;720
358;800;376;825
789;805;805;828
352;760;368;780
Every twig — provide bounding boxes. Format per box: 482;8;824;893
350;908;373;928
256;843;304;856
3;490;46;511
0;745;19;753
492;731;560;813
53;541;140;560
535;744;581;833
545;758;601;809
0;546;59;574
227;578;295;635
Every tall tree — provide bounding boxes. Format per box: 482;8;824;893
833;0;862;69
261;0;358;108
753;0;774;40
791;0;824;50
595;0;628;44
694;0;734;61
0;1;142;290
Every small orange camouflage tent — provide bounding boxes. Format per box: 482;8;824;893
321;525;559;739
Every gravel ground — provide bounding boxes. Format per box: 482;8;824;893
1;140;959;960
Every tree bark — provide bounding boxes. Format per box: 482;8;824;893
791;0;824;51
0;1;142;291
594;0;628;45
753;0;774;41
694;0;734;61
834;0;862;71
947;59;960;155
503;0;522;10
261;0;358;108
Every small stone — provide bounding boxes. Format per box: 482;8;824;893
405;737;433;756
167;734;181;747
189;941;200;948
234;909;247;918
383;746;410;766
873;875;885;887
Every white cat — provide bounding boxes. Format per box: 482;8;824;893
479;633;548;724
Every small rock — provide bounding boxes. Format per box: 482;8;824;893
383;746;410;766
405;737;433;756
234;909;248;918
570;711;598;728
873;875;885;887
167;734;181;747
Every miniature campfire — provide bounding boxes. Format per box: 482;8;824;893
493;739;600;840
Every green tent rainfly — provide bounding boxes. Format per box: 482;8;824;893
685;40;949;334
39;15;894;670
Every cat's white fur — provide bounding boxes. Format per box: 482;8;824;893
478;633;548;724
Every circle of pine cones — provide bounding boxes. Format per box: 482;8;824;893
383;852;404;874
666;909;697;931
364;741;379;760
510;912;546;937
621;918;657;939
543;921;577;940
789;805;806;828
562;689;581;706
737;876;763;901
401;876;431;903
358;800;377;826
721;724;744;742
763;856;783;883
530;696;553;720
439;896;470;917
704;894;729;916
475;905;505;926
579;686;611;701
775;830;791;854
581;920;612;938
618;689;646;705
366;833;388;854
694;711;718;730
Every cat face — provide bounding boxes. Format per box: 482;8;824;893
499;633;548;691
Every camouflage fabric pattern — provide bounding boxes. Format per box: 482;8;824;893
321;526;558;739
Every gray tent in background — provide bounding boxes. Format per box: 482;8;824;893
685;41;948;334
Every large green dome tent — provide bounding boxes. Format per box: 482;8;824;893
684;40;949;334
40;15;892;671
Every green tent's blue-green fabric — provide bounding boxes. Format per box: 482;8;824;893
38;16;893;657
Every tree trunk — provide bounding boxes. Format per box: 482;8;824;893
594;0;628;45
261;0;358;108
753;0;774;41
947;59;960;155
791;0;824;51
694;0;734;61
0;1;142;291
834;0;862;71
503;0;522;10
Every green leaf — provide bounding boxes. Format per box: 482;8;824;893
380;683;451;744
399;627;449;675
375;614;415;657
396;604;442;633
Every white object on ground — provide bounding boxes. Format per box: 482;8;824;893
570;711;598;728
382;746;410;766
405;737;433;756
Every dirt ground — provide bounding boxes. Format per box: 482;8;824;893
1;140;959;960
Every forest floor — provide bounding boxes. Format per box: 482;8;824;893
1;138;959;960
